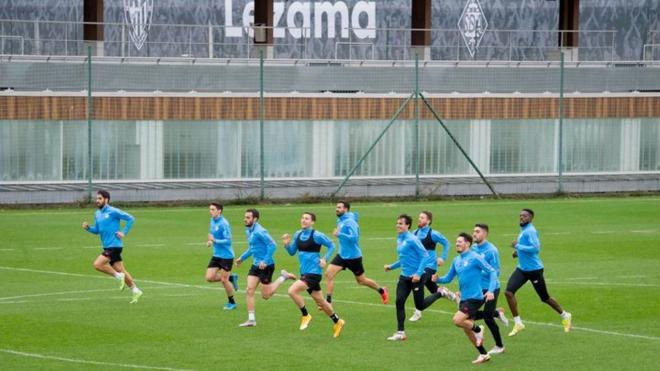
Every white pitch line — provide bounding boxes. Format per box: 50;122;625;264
33;247;63;251
591;231;616;234
630;230;656;233
546;280;660;288
0;248;15;251
0;349;193;371
1;265;658;342
564;277;599;281
136;243;166;247
0;286;169;301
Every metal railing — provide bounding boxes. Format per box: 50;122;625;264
0;19;622;62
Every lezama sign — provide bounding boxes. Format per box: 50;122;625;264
224;0;376;39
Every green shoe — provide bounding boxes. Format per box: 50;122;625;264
130;290;143;304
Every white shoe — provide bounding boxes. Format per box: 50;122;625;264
409;310;422;322
472;354;491;364
239;320;257;327
439;287;458;303
473;325;485;347
496;307;510;327
129;290;143;304
488;346;505;355
386;332;408;341
562;312;572;332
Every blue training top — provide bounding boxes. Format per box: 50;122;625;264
388;231;431;278
285;228;335;275
335;211;362;259
413;225;450;271
515;223;544;271
472;240;501;290
86;204;134;248
239;222;277;267
436;249;497;301
209;215;234;259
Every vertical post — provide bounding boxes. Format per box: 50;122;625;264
557;51;565;193
259;49;265;200
414;53;420;197
87;46;93;202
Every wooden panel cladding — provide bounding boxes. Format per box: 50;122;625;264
1;96;659;121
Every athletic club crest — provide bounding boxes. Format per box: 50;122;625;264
123;0;154;50
458;0;488;58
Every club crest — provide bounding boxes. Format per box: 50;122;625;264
123;0;154;51
458;0;488;58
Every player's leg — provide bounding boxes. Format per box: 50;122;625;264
112;260;143;303
288;279;313;330
482;289;504;353
93;252;124;288
530;269;572;332
324;263;343;303
411;272;443;311
261;267;295;299
351;258;388;304
505;268;528;335
239;275;260;327
454;305;490;364
309;288;345;338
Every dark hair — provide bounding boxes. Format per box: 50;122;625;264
522;208;535;217
97;189;110;201
398;214;412;227
474;223;489;233
245;208;260;219
458;232;473;245
303;212;316;222
337;200;350;210
420;210;433;224
210;202;223;211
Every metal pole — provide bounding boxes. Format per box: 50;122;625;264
558;51;565;193
332;93;414;197
87;46;93;202
420;93;499;198
259;48;265;200
414;53;420;198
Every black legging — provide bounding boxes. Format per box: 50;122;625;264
396;274;443;331
423;268;439;293
473;288;504;347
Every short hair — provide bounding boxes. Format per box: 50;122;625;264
245;208;260;219
474;223;489;233
303;212;316;222
398;214;412;227
97;189;110;201
337;200;350;210
210;202;223;211
420;210;433;224
458;232;473;245
522;208;535;217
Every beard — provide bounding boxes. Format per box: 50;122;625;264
520;221;529;227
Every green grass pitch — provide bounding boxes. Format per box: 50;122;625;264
1;196;659;370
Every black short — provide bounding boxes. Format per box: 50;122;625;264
459;299;485;320
330;255;365;276
248;264;275;285
207;257;233;271
506;268;550;302
102;248;122;265
301;274;322;294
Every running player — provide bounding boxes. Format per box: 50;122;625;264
82;190;143;304
282;212;345;338
505;208;572;336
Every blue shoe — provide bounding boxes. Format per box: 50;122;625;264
230;273;239;291
223;302;237;310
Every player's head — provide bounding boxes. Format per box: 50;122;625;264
396;214;412;233
418;211;432;228
456;232;473;252
244;208;260;227
95;190;110;209
473;223;489;244
301;212;316;229
335;200;350;216
520;208;534;226
209;202;223;218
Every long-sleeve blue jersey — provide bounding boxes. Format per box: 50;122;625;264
472;240;501;290
335;212;362;259
515;223;544;271
239;222;276;267
413;226;450;270
436;250;497;301
285;228;335;275
209;215;234;259
86;204;134;248
388;231;431;278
